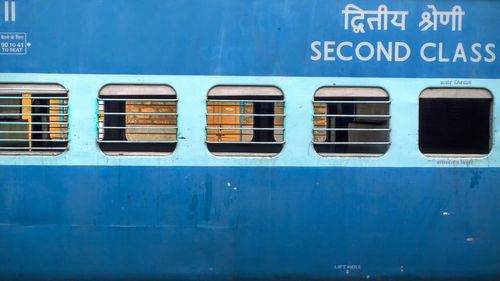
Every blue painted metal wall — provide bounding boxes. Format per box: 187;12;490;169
0;0;498;78
1;166;499;280
0;0;499;280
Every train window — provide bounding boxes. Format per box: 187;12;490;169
419;88;492;157
0;84;69;155
97;84;177;155
206;86;284;156
313;87;390;156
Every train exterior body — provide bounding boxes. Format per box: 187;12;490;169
0;0;499;280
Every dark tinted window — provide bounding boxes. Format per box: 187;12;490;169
419;88;492;156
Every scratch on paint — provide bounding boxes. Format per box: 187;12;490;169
0;223;234;229
469;171;482;189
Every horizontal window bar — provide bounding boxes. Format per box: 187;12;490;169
0;131;67;134
0;147;67;150
98;98;177;102
97;140;177;143
313;128;391;131
206;141;285;144
101;126;177;130
0;113;68;117
112;123;175;126
206;113;285;117
0;121;68;125
122;104;176;107
101;112;177;116
119;133;177;136
0;105;68;108
313;141;391;145
0;139;69;142
206;123;263;126
313;114;390;118
207;100;284;103
313;101;390;104
206;127;283;131
208;132;284;135
208;135;284;138
0;96;68;99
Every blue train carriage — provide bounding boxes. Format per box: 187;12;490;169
0;0;499;280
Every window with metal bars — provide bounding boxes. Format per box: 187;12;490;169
206;86;284;156
419;88;492;157
313;87;390;156
0;84;69;155
97;85;177;155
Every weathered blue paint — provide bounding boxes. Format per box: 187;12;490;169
0;166;499;280
0;0;499;280
0;0;498;78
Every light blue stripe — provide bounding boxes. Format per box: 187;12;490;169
0;73;498;168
